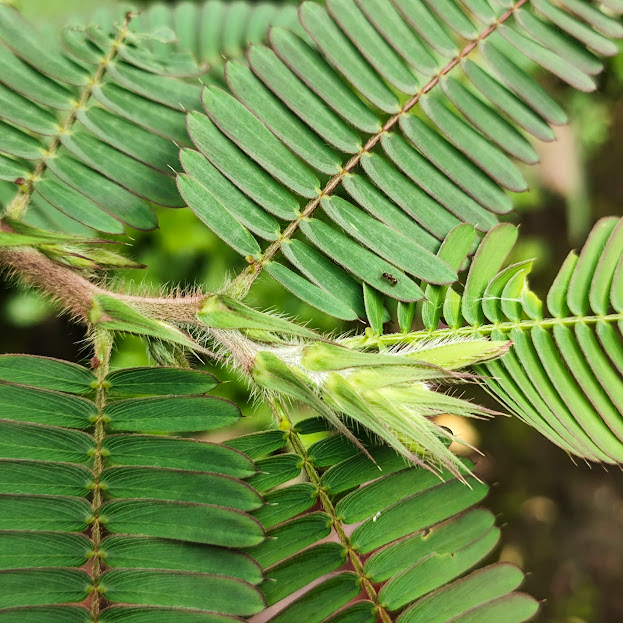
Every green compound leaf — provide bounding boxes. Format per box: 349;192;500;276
261;542;346;606
0;355;95;393
105;367;218;398
300;218;425;301
225;430;288;459
363;282;386;336
101;465;262;510
226;65;347;171
103;395;241;434
0;1;297;234
234;426;537;623
0;421;94;464
177;173;263;259
177;0;619;318
265;261;359;321
100;569;265;616
102;434;254;477
0;382;97;428
320;196;457;284
399;563;527;623
1;3;620;621
0;532;91;570
0;344;545;623
180;148;280;242
365;217;623;466
0;460;92;496
0;494;92;532
248;512;332;569
0;356;266;617
0;569;90;609
102;535;262;583
102;499;264;547
350;478;488;553
0;606;91;623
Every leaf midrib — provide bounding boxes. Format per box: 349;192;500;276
89;332;113;621
343;312;623;349
273;399;394;623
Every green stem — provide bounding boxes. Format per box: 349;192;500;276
342;313;623;349
272;400;392;623
89;330;113;622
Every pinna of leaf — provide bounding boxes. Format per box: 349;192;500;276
198;295;510;481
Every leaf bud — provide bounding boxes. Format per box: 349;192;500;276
198;295;321;340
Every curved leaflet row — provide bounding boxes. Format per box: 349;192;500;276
180;0;622;320
395;216;623;465
225;418;539;622
0;354;266;621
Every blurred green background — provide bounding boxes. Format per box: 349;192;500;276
1;1;623;621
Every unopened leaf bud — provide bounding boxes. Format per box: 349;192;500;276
199;295;320;340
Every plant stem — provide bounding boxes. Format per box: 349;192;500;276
0;246;207;324
89;329;113;622
0;247;99;320
229;0;529;299
273;400;393;622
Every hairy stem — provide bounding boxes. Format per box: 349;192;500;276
229;0;529;298
89;330;113;621
0;246;208;323
0;247;100;320
4;13;135;221
272;400;392;622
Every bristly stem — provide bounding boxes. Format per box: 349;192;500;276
4;12;135;221
229;0;529;299
0;246;208;324
89;329;113;621
272;400;393;623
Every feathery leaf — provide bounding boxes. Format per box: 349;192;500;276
0;355;265;618
0;2;298;235
347;217;623;465
180;0;622;320
230;424;539;622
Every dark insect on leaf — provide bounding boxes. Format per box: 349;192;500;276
382;272;398;285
